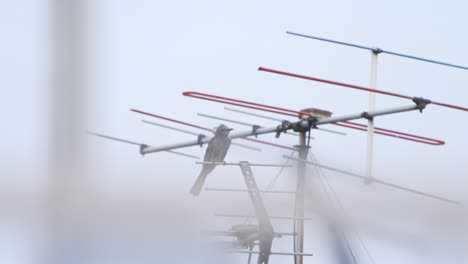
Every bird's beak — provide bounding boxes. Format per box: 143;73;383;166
227;128;234;131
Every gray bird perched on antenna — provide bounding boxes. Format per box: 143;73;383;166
190;124;233;196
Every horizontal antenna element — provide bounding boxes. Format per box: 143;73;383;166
284;156;459;205
286;31;468;70
258;67;468;112
184;91;303;117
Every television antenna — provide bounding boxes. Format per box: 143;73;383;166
89;32;467;264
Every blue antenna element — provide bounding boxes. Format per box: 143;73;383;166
286;31;468;70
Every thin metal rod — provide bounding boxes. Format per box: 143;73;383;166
196;161;293;167
201;230;296;237
259;67;412;99
383;50;468;70
275;232;298;236
284;156;364;178
132;109;214;132
335;121;445;145
284;156;460;205
197;113;256;127
205;188;296;194
215;213;313;220
315;127;347;136
87;131;141;145
229;250;313;256
243;137;298;151
258;67;468;112
225;107;283;121
231;142;262;152
287;31;371;51
165;150;200;159
286;31;468;70
88;131;201;159
143;119;261;151
142;120;201;136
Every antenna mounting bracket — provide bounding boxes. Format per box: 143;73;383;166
412;97;432;113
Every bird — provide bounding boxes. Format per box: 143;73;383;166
190;124;233;196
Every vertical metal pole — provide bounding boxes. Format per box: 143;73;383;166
295;132;308;264
365;51;378;183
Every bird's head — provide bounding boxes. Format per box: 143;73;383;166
216;124;233;136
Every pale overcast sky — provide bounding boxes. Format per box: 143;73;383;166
1;1;468;264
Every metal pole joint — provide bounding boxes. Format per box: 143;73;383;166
276;121;292;138
412;97;432;113
252;125;262;138
361;111;374;121
371;47;383;55
292;119;316;133
139;144;148;155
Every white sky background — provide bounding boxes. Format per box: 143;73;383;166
1;0;468;264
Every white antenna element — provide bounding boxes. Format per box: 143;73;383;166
283;156;460;205
87;131;200;159
197;113;258;127
205;188;295;194
142;120;212;135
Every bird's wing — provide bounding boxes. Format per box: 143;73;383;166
203;137;218;161
217;138;231;161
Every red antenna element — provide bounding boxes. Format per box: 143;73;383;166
183;91;445;146
335;121;445;145
183;91;303;118
131;109;295;151
258;67;468;112
131;109;213;132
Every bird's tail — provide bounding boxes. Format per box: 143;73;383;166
190;171;208;196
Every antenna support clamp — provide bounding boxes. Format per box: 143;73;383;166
412;97;432;113
252;125;261;138
139;144;148;155
276;121;292;138
361;111;374;121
